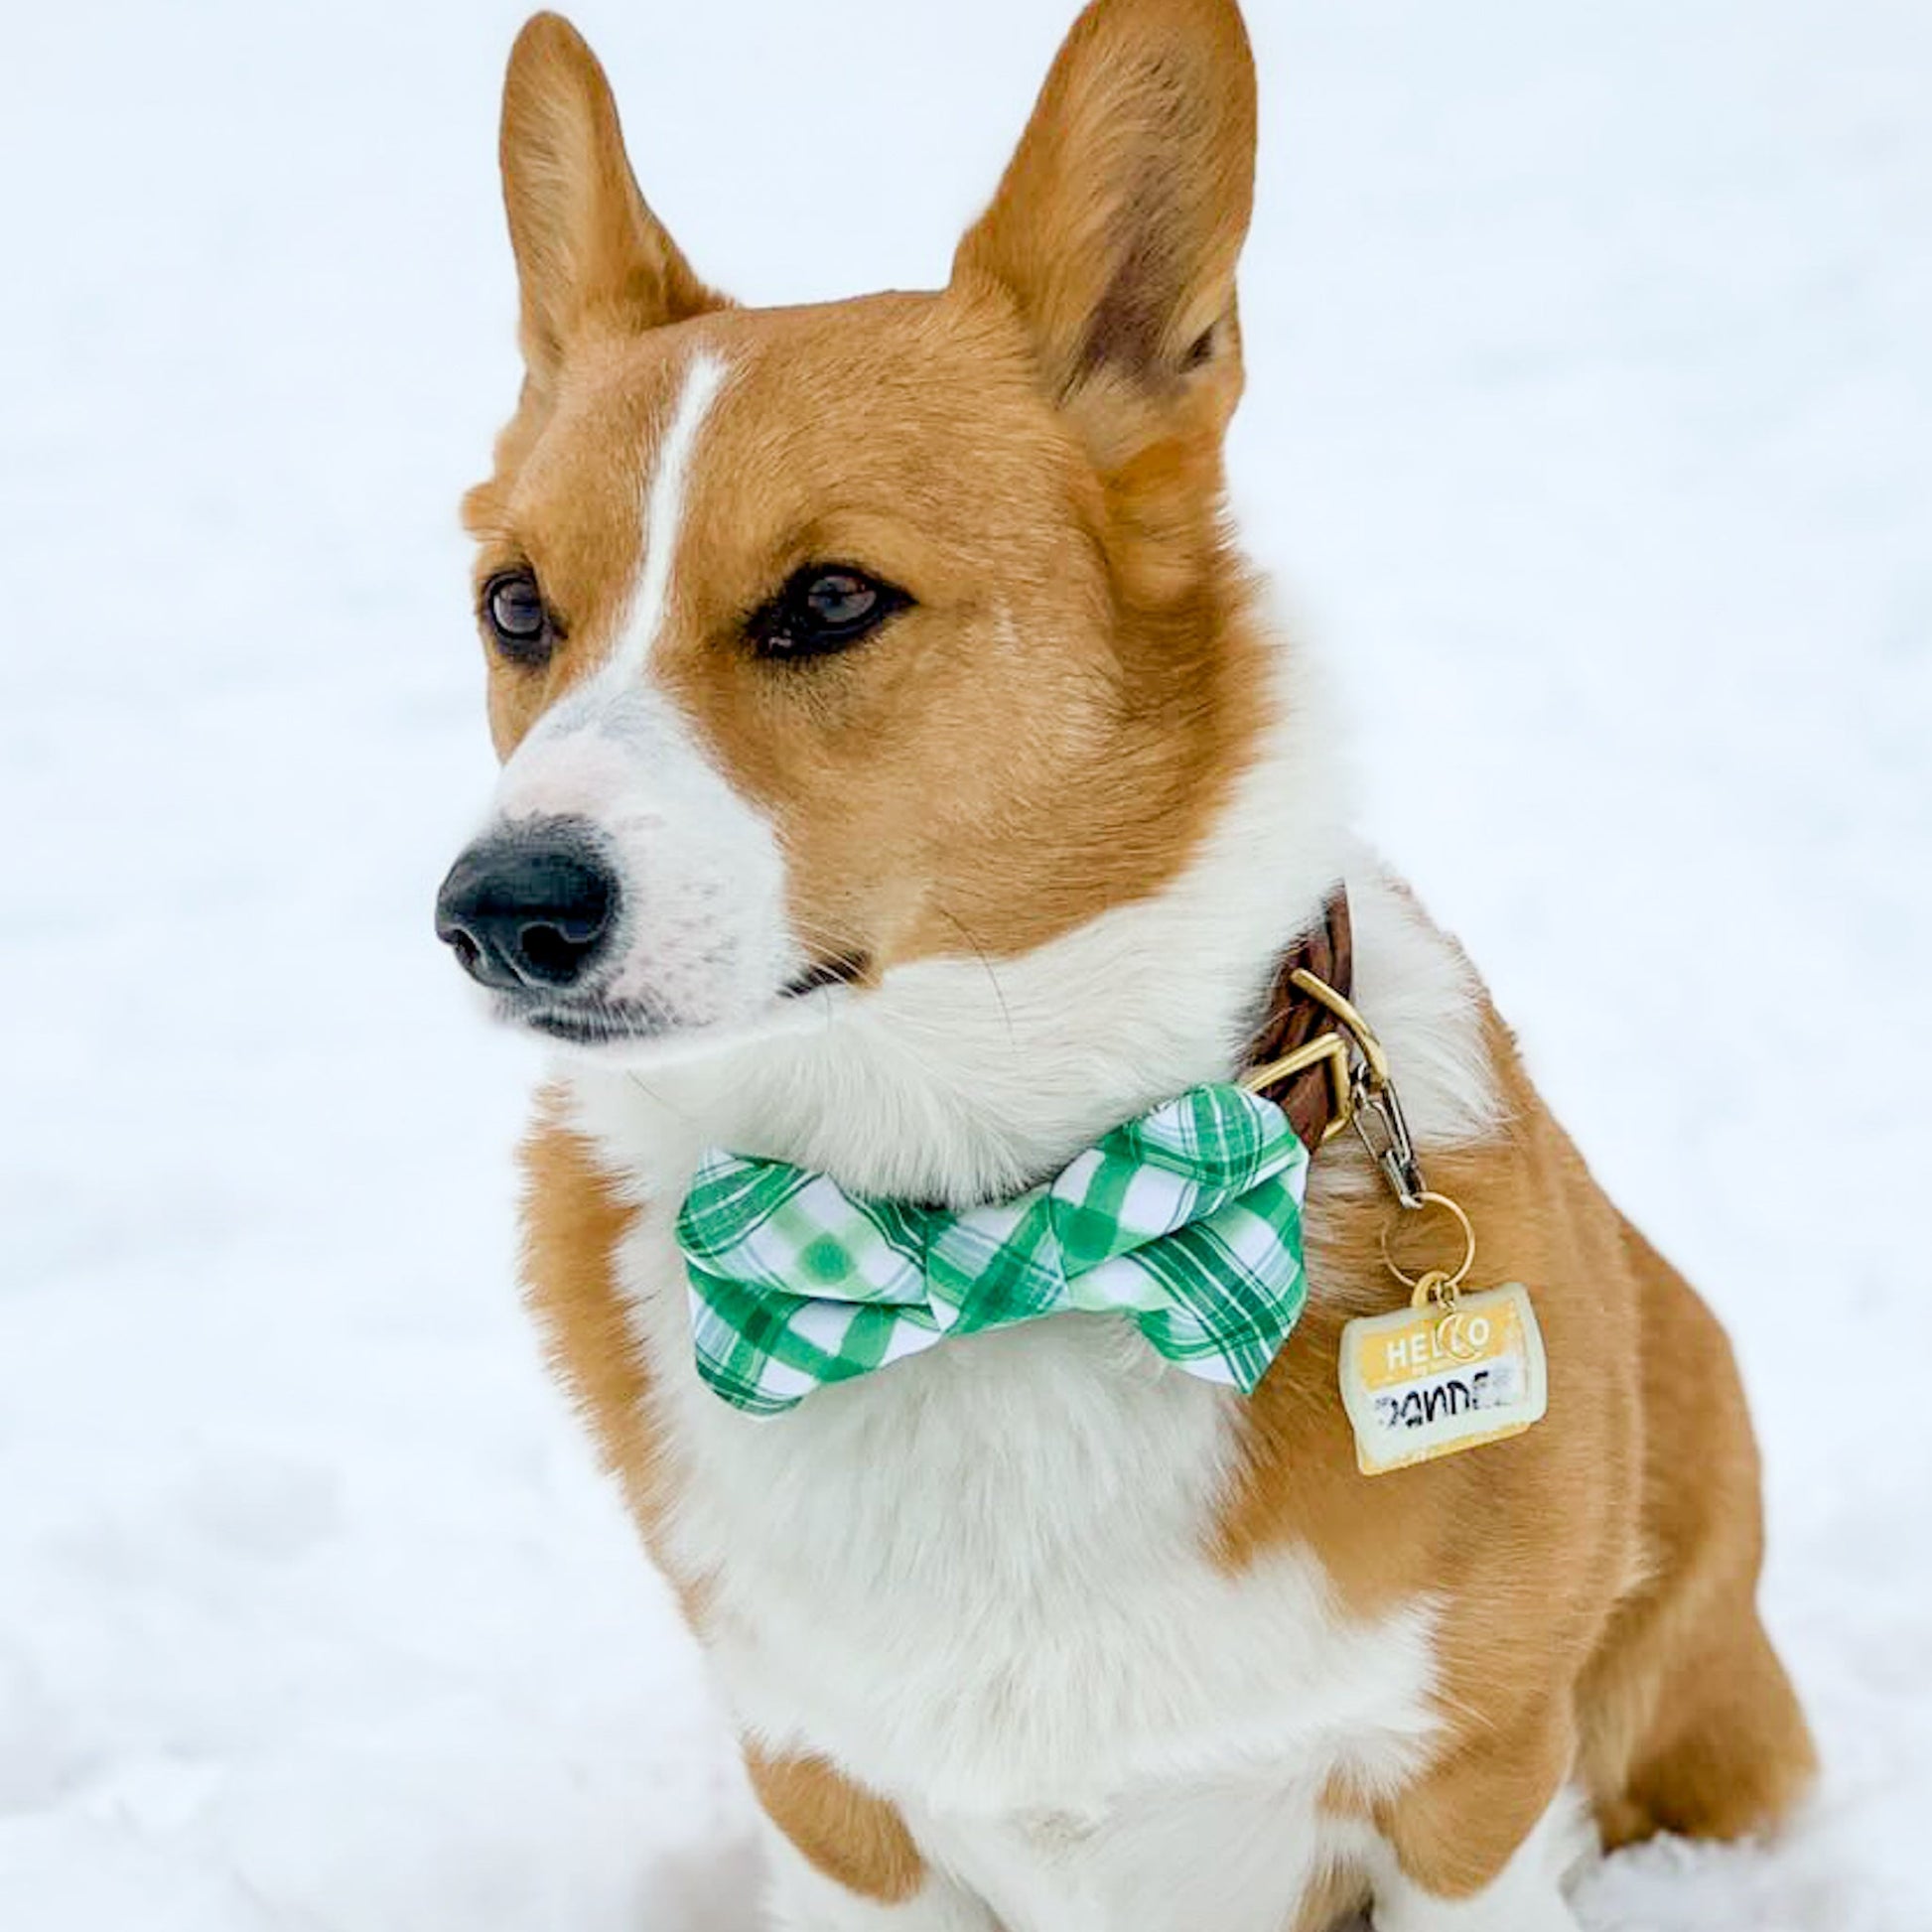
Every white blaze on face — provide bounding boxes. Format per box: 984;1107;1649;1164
609;349;728;683
485;351;799;1041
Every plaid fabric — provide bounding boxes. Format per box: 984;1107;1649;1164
676;1085;1311;1416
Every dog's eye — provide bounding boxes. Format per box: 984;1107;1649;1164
752;566;910;660
482;568;554;666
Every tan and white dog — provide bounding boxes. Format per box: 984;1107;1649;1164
435;4;1816;1927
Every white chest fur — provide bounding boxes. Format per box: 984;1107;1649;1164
552;661;1503;1924
625;1199;1437;1795
621;1200;1437;1931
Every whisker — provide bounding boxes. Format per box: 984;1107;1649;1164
931;902;1016;1049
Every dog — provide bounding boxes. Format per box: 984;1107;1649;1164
435;4;1816;1926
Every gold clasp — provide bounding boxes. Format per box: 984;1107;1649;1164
1239;1031;1355;1143
1248;970;1428;1201
1283;966;1422;1189
1287;970;1393;1089
1240;968;1396;1144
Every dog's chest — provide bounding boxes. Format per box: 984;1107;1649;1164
621;1214;1439;1848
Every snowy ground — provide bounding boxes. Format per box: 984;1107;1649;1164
3;0;1928;1926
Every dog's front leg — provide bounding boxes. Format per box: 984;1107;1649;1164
751;1752;1001;1932
761;1826;999;1932
1367;1712;1592;1932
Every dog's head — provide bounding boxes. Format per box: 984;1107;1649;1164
439;0;1266;1058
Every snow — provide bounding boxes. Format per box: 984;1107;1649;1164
2;0;1927;1926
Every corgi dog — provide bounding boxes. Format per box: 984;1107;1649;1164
435;3;1816;1927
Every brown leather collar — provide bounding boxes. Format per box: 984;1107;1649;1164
1243;887;1354;1152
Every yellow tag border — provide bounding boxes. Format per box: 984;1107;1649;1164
1338;1282;1548;1476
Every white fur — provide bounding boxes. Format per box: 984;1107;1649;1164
514;622;1528;1928
617;349;729;681
910;1779;1385;1932
761;1824;998;1932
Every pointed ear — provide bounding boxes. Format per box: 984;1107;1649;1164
498;13;724;385
951;0;1256;454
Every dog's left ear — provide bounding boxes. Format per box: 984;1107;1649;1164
952;0;1257;464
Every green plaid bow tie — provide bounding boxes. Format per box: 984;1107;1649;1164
675;1085;1311;1416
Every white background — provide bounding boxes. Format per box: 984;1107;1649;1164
2;1;1927;1926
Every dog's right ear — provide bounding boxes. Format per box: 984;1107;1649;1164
498;13;723;388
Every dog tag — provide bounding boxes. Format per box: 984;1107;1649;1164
1339;1283;1547;1476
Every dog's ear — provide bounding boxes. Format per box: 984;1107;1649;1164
498;13;723;387
951;0;1257;464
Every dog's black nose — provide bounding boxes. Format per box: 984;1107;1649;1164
435;821;618;993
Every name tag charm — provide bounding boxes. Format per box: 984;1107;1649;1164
1339;1280;1548;1475
1337;1189;1549;1476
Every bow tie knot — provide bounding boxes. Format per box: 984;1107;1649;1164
676;1084;1311;1415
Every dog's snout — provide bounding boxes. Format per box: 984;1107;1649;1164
435;820;618;993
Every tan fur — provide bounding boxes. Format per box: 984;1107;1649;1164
522;1105;921;1900
745;1749;929;1905
520;1090;722;1629
495;17;724;405
482;1;1814;1921
519;1091;649;1493
1215;1011;1815;1898
1292;1863;1375;1932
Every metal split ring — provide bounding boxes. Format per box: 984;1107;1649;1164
1379;1190;1477;1295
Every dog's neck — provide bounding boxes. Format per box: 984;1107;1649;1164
557;634;1364;1207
